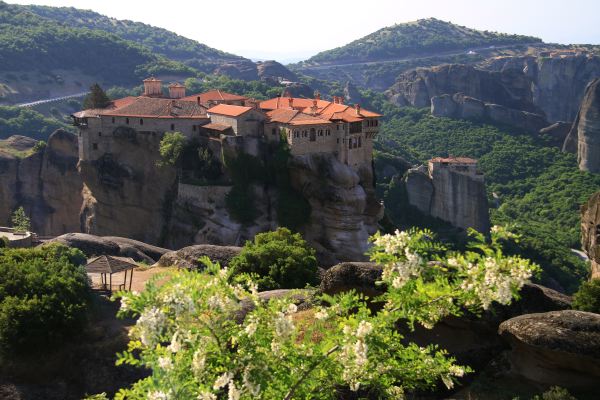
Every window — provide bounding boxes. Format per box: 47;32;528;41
193;125;196;131
111;117;115;123
337;124;340;130
272;128;277;136
375;120;378;126
126;118;129;125
98;132;102;137
310;128;316;142
140;119;144;125
171;124;175;130
92;143;98;150
318;129;323;137
348;140;352;149
337;138;339;144
358;136;362;147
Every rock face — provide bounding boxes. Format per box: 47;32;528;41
563;78;600;172
343;81;363;105
581;191;600;279
0;130;83;235
45;233;169;263
499;310;600;389
431;93;549;133
388;54;600;123
213;60;259;81
404;164;490;233
156;244;242;269
256;60;298;82
320;262;383;297
289;153;383;266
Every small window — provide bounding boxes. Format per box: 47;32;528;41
272;128;277;136
171;124;175;130
337;124;340;130
140;119;144;125
358;137;362;147
193;125;196;131
125;118;129;125
348;140;352;149
98;132;102;137
78;132;81;137
92;143;98;150
111;117;115;123
336;138;339;144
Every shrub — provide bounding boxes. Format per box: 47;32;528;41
225;185;258;225
108;226;538;399
572;279;600;313
229;227;319;290
11;206;30;233
32;140;46;152
82;83;111;109
158;131;186;167
0;244;90;356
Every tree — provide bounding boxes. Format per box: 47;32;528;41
109;226;538;399
11;206;31;233
229;227;319;290
83;83;111;109
0;244;89;356
158;131;186;167
572;279;600;313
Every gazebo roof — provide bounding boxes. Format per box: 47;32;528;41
85;255;138;274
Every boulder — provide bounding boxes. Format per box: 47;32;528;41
563;78;600;172
539;121;572;147
102;236;169;262
499;310;600;389
320;262;383;297
580;191;600;279
155;244;242;269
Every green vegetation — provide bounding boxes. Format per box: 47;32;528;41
23;3;245;72
305;18;540;64
374;106;597;292
572;279;600;313
0;1;195;84
0;244;89;356
11;206;30;233
157;131;186;167
0;106;70;140
224;152;264;224
82;83;110;109
32;140;46;152
229;227;319;290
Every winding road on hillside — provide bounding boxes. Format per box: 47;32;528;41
294;42;541;71
16;91;88;108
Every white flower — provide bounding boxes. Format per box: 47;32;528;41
314;308;328;320
270;340;282;355
136;307;166;347
354;340;368;366
168;332;182;353
192;349;206;375
286;303;298;314
148;391;170;400
449;365;465;377
274;312;294;338
228;382;241;400
343;325;353;336
349;381;361;391
355;321;373;339
213;372;233;390
243;368;261;396
158;356;173;370
244;321;257;337
197;392;217;400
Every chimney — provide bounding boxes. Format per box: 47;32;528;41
332;96;337;104
338;96;344;105
197;96;201;106
288;97;293;108
314;91;321;101
168;82;185;99
355;104;361;115
143;77;162;97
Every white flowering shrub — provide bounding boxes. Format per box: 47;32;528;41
107;226;538;400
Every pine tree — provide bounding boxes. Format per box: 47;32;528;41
83;83;111;109
11;207;31;233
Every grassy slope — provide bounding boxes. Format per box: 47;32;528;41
304;18;541;64
373;106;597;292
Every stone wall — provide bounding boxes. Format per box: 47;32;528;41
581;191;600;279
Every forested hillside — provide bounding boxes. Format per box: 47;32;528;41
23;4;246;71
304;18;541;64
373;105;597;293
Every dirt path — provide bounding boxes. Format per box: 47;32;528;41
89;266;175;293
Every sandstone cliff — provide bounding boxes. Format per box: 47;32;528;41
563;78;600;173
431;93;548;133
581;191;600;279
0;131;83;235
388;54;600;123
404;164;490;233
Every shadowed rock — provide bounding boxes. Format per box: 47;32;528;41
155;244;242;269
320;262;383;297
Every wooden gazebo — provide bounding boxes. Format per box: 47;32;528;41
85;255;137;292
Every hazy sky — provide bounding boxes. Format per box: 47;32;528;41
8;0;600;62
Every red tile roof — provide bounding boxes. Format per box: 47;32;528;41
266;109;332;126
430;156;478;164
208;104;253;117
101;97;208;119
72;96;137;118
202;123;233;131
259;97;382;121
181;90;248;104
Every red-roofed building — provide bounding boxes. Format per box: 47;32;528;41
428;156;482;179
181;90;248;107
207;104;265;136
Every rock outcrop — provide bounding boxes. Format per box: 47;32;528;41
563;78;600;172
581;191;600;279
320;262;383;297
343;81;363;105
499;310;600;389
213;60;259;81
539;121;572;147
44;233;169;263
431;93;549;133
256;60;298;82
289;153;383;266
388;54;600;123
156;244;242;269
0;130;83;235
404;164;490;233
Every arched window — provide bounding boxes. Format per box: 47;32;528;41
140;119;144;125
